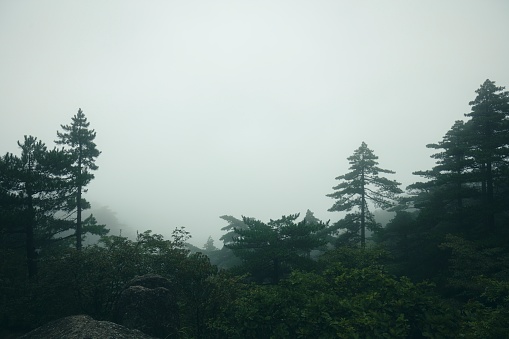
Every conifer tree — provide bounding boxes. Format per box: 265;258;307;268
327;142;402;248
219;215;249;246
409;80;509;235
0;136;70;277
464;79;509;232
303;209;321;224
227;214;328;283
409;121;474;229
203;236;218;251
56;108;101;250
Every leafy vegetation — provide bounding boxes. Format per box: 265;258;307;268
2;80;509;337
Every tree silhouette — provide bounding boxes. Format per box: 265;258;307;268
0;136;70;277
464;79;509;232
56;108;101;250
327;142;402;248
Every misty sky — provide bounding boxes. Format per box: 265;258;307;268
1;1;509;247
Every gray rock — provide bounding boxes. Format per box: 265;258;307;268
19;314;154;339
125;273;173;290
114;274;179;338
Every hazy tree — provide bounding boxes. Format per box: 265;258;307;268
81;205;137;243
56;108;101;250
0;136;70;277
327;142;402;248
332;212;380;247
303;209;321;224
227;214;328;283
203;236;218;251
409;121;475;230
463;79;509;232
219;215;248;246
409;80;509;235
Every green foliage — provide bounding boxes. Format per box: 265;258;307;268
303;209;321;224
56;108;101;250
203;235;218;251
212;248;459;338
55;108;101;175
227;214;329;284
375;211;450;282
439;235;509;337
328;142;402;247
328;142;402;212
1;227;225;336
3;81;509;337
465;79;509;167
440;235;509;299
391;79;509;292
205;246;242;270
464;80;509;232
0;136;73;277
82;214;109;240
219;215;249;246
409;120;475;231
410;80;509;237
332;211;381;247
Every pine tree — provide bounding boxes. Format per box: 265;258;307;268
219;215;249;246
0;136;70;277
409;121;475;230
327;142;402;248
56;108;101;250
203;236;218;251
409;80;509;236
227;214;328;283
464;80;509;232
303;209;321;224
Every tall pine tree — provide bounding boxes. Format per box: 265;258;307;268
56;108;101;250
327;142;402;248
464;79;509;232
409;120;475;231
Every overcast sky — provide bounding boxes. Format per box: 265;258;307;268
1;0;508;247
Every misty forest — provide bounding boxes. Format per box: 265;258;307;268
2;79;509;338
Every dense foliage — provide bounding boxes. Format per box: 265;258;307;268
2;80;509;337
226;214;329;284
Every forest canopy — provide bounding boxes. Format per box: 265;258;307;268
2;80;509;337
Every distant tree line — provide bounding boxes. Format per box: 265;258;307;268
1;80;509;337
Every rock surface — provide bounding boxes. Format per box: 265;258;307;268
114;274;179;338
19;314;154;339
125;273;173;290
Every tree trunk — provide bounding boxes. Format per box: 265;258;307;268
76;184;82;250
486;160;495;232
25;190;37;279
76;148;83;250
360;168;366;249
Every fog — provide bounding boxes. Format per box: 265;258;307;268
1;0;508;247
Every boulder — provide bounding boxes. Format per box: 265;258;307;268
124;273;174;290
114;274;179;338
19;314;154;339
